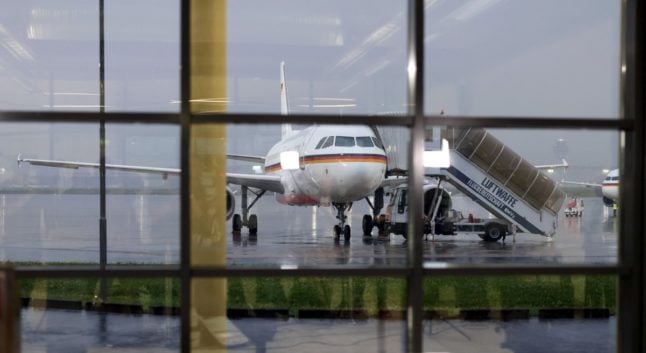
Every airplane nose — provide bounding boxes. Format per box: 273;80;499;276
331;163;384;200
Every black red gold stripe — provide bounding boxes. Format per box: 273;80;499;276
264;153;387;173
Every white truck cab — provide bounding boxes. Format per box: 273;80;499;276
385;183;511;242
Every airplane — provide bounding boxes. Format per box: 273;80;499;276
17;62;405;241
560;168;619;212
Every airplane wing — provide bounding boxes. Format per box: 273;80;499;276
227;154;265;164
17;155;180;177
535;159;569;170
18;155;284;193
559;180;603;197
227;173;284;194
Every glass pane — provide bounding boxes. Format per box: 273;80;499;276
423;276;616;353
419;128;618;264
425;1;621;118
193;0;408;115
105;0;179;112
0;122;181;266
106;124;180;264
192;277;406;352
21;277;179;352
0;1;99;110
0;123;99;264
222;124;410;268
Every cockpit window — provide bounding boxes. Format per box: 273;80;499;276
335;136;355;147
315;137;327;149
356;136;374;147
321;136;334;149
372;137;385;150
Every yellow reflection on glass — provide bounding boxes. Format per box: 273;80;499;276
190;0;227;351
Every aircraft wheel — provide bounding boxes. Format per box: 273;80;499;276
362;215;373;236
483;223;504;242
333;225;342;239
232;214;242;232
344;225;351;241
248;214;258;235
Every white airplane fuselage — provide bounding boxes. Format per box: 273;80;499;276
264;125;387;206
601;168;619;203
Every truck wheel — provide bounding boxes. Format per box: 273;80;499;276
483;223;505;242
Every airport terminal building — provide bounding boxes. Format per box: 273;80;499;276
0;1;645;352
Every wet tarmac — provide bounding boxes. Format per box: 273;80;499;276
226;195;618;267
0;194;617;266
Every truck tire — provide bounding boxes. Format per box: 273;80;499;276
483;223;505;242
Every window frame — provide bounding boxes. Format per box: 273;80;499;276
0;1;642;352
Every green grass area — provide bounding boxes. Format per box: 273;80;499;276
16;275;616;316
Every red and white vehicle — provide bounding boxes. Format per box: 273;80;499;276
564;197;584;217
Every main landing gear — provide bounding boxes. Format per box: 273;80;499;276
333;202;352;241
361;187;385;237
232;186;265;236
332;187;386;241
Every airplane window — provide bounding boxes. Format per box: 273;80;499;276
335;136;355;147
356;136;374;147
321;136;334;149
372;137;385;150
315;137;327;149
612;177;619;181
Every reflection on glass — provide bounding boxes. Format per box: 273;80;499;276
226;1;407;115
106;124;180;264
20;277;179;352
193;277;405;351
0;2;99;111
422;276;616;353
0;123;99;265
105;0;179;112
425;1;621;118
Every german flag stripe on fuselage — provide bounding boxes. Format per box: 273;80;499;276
264;153;387;173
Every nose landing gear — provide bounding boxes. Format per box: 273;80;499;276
333;202;352;241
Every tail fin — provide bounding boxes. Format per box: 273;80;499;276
280;61;292;138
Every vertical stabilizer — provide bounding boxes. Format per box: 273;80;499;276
280;61;292;138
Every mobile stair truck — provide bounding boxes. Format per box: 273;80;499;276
386;127;566;242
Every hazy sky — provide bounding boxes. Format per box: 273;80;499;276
0;0;621;183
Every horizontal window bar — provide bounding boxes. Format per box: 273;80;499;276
191;113;413;126
426;116;632;130
0;111;632;130
14;265;626;278
423;264;629;276
0;111;180;124
15;266;181;278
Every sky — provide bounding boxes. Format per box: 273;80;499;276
0;0;622;184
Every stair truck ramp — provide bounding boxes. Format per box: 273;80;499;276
439;127;566;237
